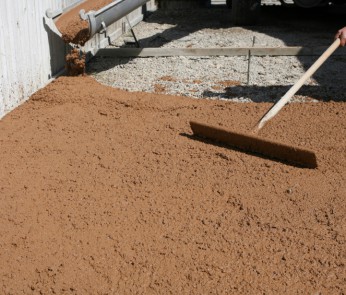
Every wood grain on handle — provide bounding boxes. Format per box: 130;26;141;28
256;38;341;131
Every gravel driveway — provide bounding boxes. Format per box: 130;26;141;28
88;3;346;102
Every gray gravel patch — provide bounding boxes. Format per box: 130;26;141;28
89;5;346;103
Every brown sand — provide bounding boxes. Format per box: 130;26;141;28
0;76;345;294
65;48;86;76
56;0;114;45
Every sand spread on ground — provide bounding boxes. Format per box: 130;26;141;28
0;76;345;294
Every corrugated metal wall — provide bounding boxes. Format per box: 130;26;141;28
0;0;156;119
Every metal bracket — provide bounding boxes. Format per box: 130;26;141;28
247;36;256;86
46;8;63;19
79;9;88;20
79;9;98;37
99;22;107;34
125;16;140;48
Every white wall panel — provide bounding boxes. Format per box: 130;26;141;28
0;0;156;118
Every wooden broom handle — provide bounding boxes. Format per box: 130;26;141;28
256;38;341;131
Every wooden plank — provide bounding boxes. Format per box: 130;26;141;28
96;46;346;57
96;47;249;57
252;47;307;56
252;46;345;56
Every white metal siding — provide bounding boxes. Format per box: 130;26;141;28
0;0;156;119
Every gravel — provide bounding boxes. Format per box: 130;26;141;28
88;3;346;102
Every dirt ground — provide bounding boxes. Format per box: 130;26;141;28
0;76;345;294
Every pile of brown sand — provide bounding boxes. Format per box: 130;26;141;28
0;76;345;294
56;0;114;45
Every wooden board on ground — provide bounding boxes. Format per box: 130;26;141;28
96;46;346;57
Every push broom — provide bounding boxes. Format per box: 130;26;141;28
190;38;341;168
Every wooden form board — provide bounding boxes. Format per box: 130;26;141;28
96;46;346;57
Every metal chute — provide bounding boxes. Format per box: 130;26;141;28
79;0;148;39
46;0;148;42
